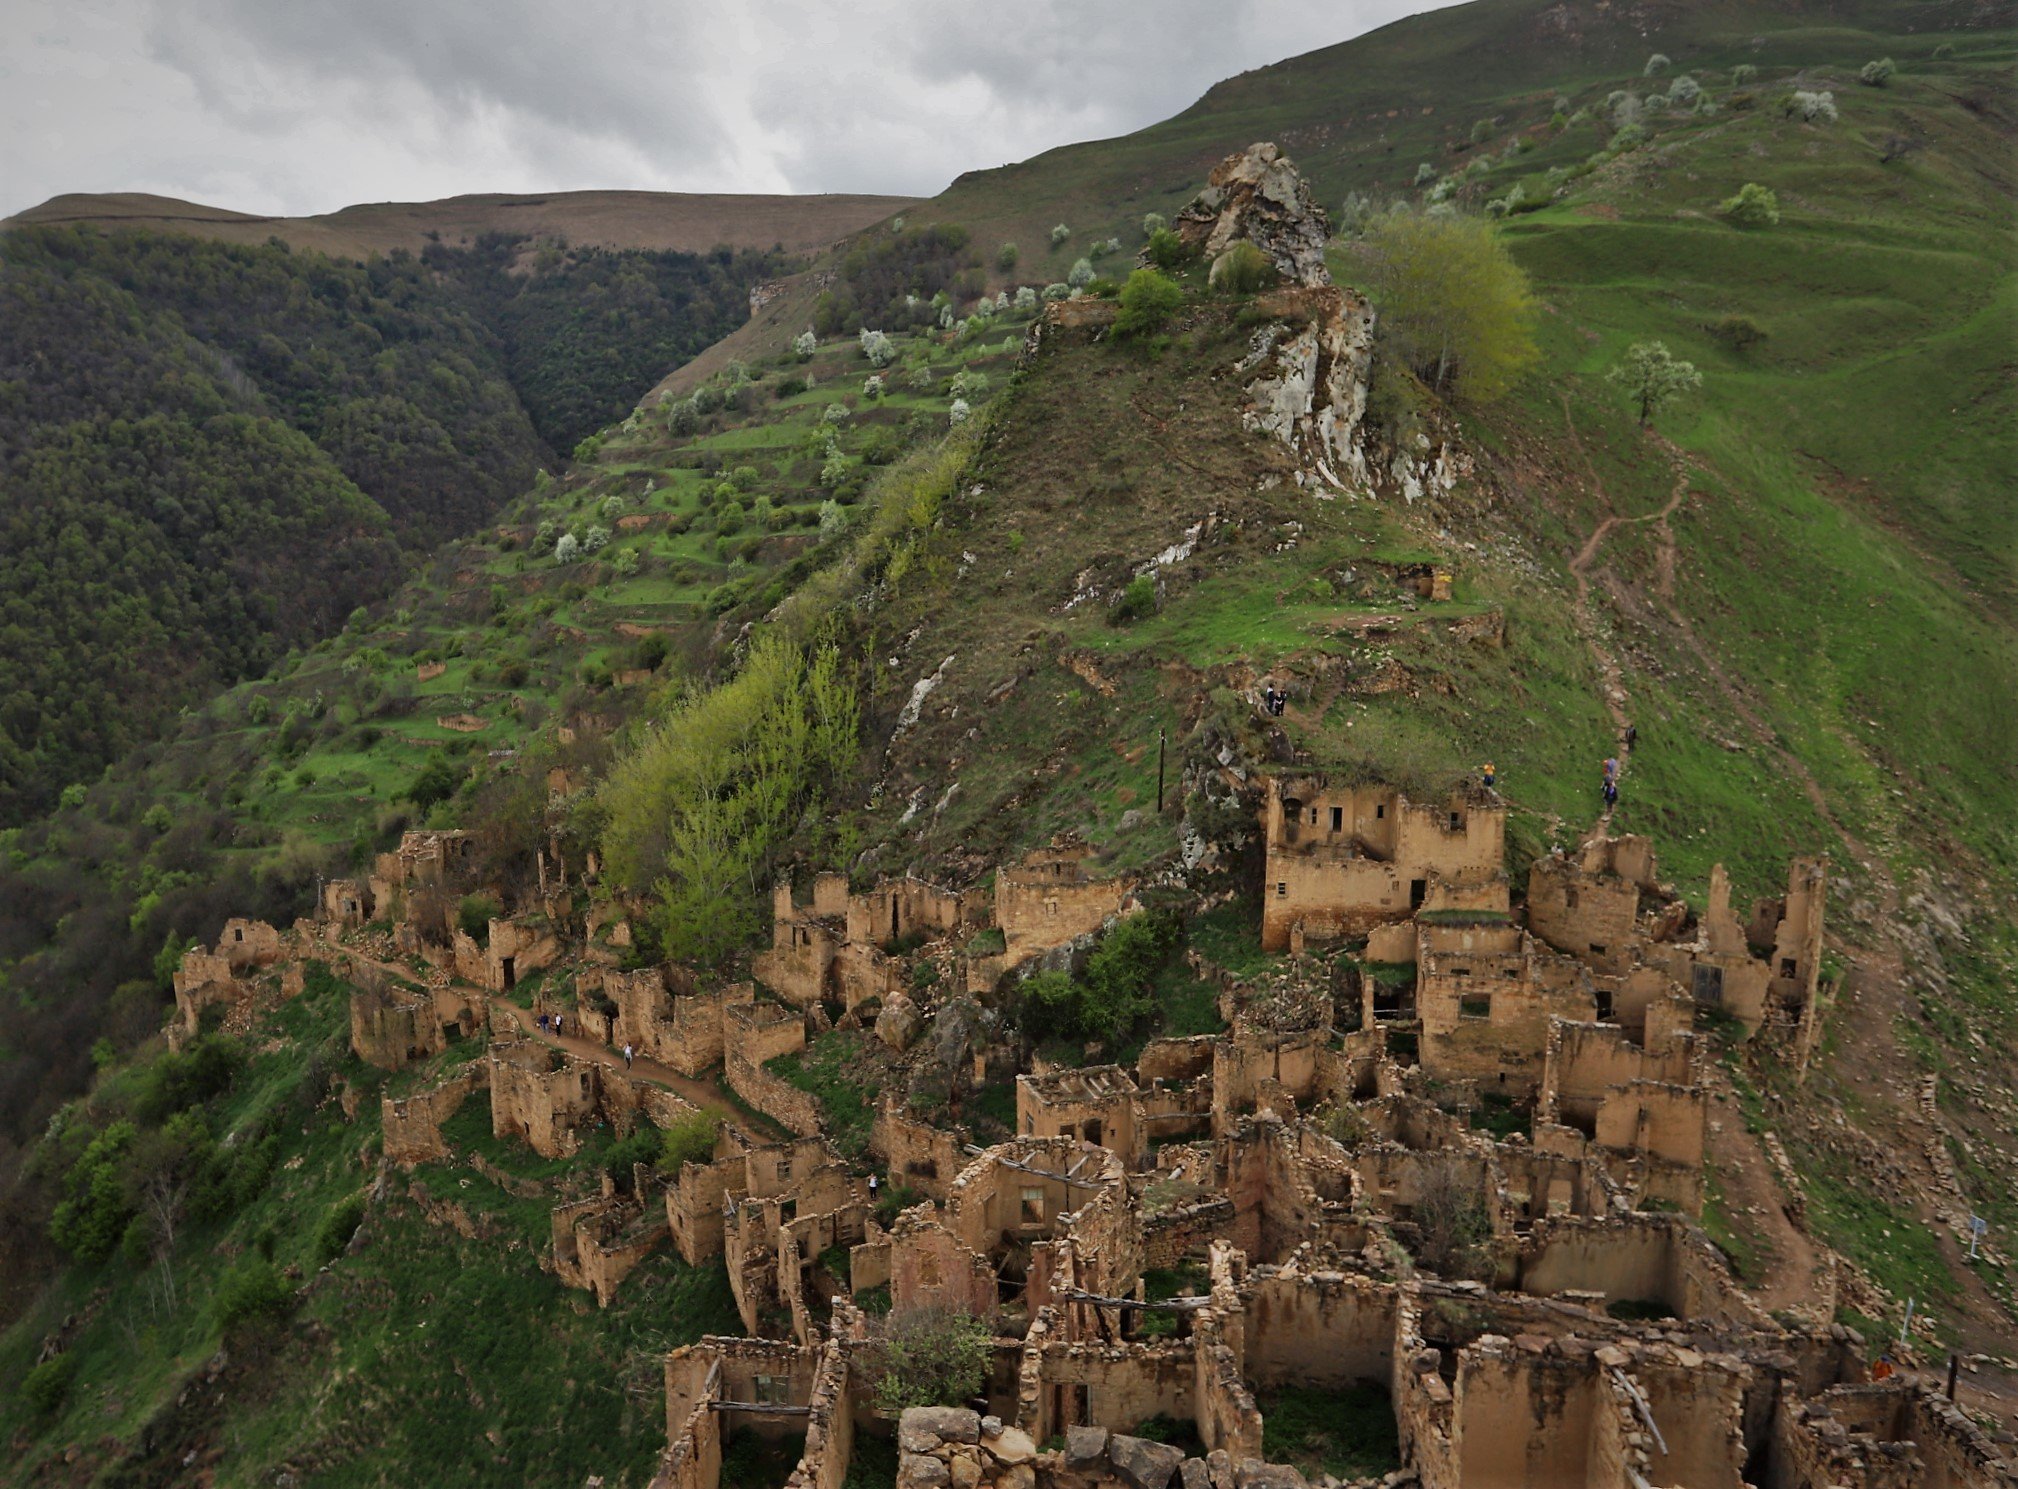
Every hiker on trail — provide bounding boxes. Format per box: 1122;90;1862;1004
1625;722;1638;751
623;1043;634;1069
1481;762;1496;790
868;1174;880;1201
1603;778;1619;810
1603;756;1619;783
554;1013;564;1037
537;1013;548;1033
1872;1354;1895;1381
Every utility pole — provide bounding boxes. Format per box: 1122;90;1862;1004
1155;727;1166;814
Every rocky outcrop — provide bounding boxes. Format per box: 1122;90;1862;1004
1172;142;1331;288
1237;285;1376;492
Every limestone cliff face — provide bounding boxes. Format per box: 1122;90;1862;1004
1237;284;1376;492
1177;142;1463;503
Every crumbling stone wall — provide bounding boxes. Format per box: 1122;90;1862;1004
725;1000;820;1137
996;845;1137;968
1262;777;1505;950
1417;926;1595;1098
489;1038;597;1158
382;1062;488;1167
871;1096;968;1199
552;1170;671;1307
350;977;446;1071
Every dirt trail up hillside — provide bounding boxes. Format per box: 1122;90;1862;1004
1555;399;2016;1407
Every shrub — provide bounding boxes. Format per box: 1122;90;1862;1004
948;369;989;400
1732;63;1758;85
995;241;1018;270
792;329;816;360
1209;241;1276;293
23;1353;77;1418
947;399;972;426
822;402;852;425
1609;123;1649;152
1013;285;1039;311
1042;282;1071;301
582;525;611;554
1784;89;1838;122
1110;573;1158;624
1050;222;1071;246
1141;211;1167;236
1709;314;1767;353
554;532;580;563
1644;52;1671;75
818;499;847;537
1608;90;1642;125
1669;74;1700;105
1607;340;1702;425
1720;181;1780;226
1335;191;1375;238
661;1110;721;1171
1860;57;1895;86
316;1192;367;1262
1066;257;1096;288
870;1307;992;1414
863;374;885;399
1144;228;1187;270
1113;267;1184;338
211;1256;292;1336
1469;118;1494;145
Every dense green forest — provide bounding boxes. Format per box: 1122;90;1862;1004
427;234;785;454
0;227;783;825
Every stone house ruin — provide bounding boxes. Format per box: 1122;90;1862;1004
1261;777;1505;951
996;843;1139;970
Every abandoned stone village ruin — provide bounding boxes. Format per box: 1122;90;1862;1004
154;145;2011;1489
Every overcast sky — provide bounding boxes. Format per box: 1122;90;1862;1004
1;0;1455;219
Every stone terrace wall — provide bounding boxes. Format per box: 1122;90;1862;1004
382;1062;489;1167
725;1000;820;1137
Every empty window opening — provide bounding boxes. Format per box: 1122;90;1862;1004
1459;995;1492;1021
1020;1186;1046;1224
1779;958;1798;977
1375;803;1386;820
1410;878;1428;908
1450;812;1463;831
233;928;244;942
1330;807;1344;832
1589;943;1607;957
1276;882;1288;898
500;956;516;990
753;1374;789;1406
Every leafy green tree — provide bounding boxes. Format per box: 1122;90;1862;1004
1720;182;1780;227
1860;57;1895;86
1356;209;1538;402
995;242;1019;271
211;1256;292;1336
1067;258;1096;289
1109;574;1159;623
871;1308;992;1414
1144;228;1187;271
49;1120;139;1260
1607;341;1702;426
406;752;464;809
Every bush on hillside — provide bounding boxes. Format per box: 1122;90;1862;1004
1050;223;1071;246
1141;211;1167;236
1708;315;1767;354
1113;268;1184;338
1860;57;1895;86
1782;90;1838;122
554;532;580;563
1042;282;1071;301
1415;163;1438;186
1644;52;1671;76
1732;63;1758;85
1145;228;1188;270
793;329;816;360
315;1192;367;1262
1668;75;1701;106
211;1256;292;1336
859;329;895;366
23;1353;77;1418
947;399;972;426
1109;573;1159;624
1067;257;1096;288
1209;241;1276;293
1719;182;1780;227
1014;285;1039;311
996;242;1018;270
1355;208;1537;403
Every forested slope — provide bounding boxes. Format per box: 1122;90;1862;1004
0;227;786;824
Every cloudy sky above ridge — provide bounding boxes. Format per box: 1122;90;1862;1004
1;0;1455;219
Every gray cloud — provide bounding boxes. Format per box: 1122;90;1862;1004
2;0;1450;218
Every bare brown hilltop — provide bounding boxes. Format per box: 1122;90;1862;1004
2;187;919;259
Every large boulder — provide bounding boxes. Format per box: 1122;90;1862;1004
1173;143;1332;289
1110;1433;1188;1489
